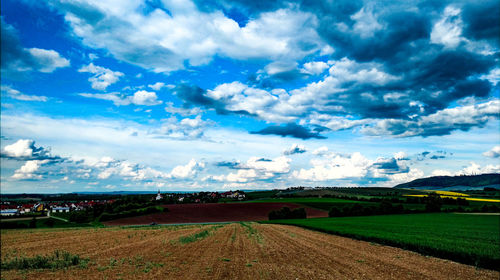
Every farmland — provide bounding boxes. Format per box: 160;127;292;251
2;223;498;280
263;213;500;269
102;202;327;226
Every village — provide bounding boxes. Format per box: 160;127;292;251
0;190;246;217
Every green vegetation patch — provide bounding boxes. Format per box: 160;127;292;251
177;225;224;244
263;213;500;270
1;218;91;229
256;197;374;211
98;206;167;222
239;222;263;244
1;250;89;270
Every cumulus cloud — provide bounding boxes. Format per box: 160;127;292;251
283;144;306;155
164;102;201;116
88;156;169;181
1;85;48;102
26;48;70;72
78;63;124;90
167;1;499;139
301;61;329;75
169;159;205;179
211;156;291;183
157;115;211;139
483;146;500;158
80;90;162;106
430;6;464;49
2;139;59;161
148;82;167;91
293;152;371;181
293;150;415;183
11;160;47;180
362;100;500;137
49;0;326;73
1;19;69;76
371;157;409;175
457;162;500;175
251;123;325;139
131;90;163;106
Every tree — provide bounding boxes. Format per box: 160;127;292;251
29;217;37;228
425;193;442;212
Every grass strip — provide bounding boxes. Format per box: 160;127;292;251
1;250;89;270
262;213;500;270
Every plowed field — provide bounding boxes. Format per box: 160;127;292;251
103;202;328;226
1;223;498;279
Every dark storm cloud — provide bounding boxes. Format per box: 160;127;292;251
251;123;326;140
1;18;69;76
462;0;500;44
283;145;307;155
372;158;409;175
174;1;499;138
0;18;41;76
174;84;254;116
214;161;243;169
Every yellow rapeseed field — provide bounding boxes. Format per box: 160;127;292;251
433;191;469;197
403;194;500;203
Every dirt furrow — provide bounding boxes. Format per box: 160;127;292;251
1;224;498;280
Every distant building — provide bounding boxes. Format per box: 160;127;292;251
33;203;44;212
1;209;18;216
52;207;70;213
156;190;163;200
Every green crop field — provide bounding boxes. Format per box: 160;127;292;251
250;197;374;211
263;213;500;270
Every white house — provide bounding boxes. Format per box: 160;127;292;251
1;209;18;216
52;207;70;213
156;190;163;201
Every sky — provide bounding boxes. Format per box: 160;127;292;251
1;0;499;193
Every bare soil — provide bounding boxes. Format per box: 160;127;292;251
103;202;328;226
1;223;498;279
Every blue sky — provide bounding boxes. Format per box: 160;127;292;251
1;0;499;193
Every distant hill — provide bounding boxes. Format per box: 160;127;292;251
393;173;500;190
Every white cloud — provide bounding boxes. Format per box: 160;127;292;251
131;90;162;105
51;1;326;72
245;156;291;174
80;90;162;106
483;146;500;158
394;151;409;160
430;6;464;49
263;61;298;76
283;144;306;155
164;102;201;116
301;61;329;75
293;152;371;181
226;169;258;183
362;100;500;137
11;160;47;180
158;115;210;139
3;139;36;158
27;48;70;72
480;68;500;86
431;169;453;176
457;162;500;175
91;157;169;181
169;159;205;179
78;63;124;90
212;156;291;184
148;82;167;91
1;85;48;102
350;7;383;38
